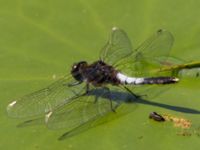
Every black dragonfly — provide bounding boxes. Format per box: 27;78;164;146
7;27;179;138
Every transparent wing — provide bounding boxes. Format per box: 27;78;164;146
58;91;136;140
45;88;119;130
135;29;174;60
100;27;133;66
117;29;174;77
7;75;86;118
45;86;133;131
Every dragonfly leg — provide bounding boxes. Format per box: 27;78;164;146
71;83;90;97
94;94;99;103
86;83;90;94
103;87;116;112
122;85;147;99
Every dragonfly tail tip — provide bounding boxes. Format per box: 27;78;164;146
173;77;179;82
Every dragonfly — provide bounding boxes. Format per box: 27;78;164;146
7;27;179;138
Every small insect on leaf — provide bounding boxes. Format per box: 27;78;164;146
149;112;165;122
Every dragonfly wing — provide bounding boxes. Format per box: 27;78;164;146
117;29;174;77
100;27;133;66
7;75;86;118
135;29;174;59
45;87;122;131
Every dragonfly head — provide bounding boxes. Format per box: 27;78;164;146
71;61;88;81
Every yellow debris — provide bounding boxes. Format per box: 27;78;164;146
162;114;192;129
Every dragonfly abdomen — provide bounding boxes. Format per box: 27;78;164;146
141;77;179;84
116;72;179;85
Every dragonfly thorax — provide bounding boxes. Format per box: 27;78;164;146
71;60;120;86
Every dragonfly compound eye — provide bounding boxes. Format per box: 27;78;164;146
71;61;87;81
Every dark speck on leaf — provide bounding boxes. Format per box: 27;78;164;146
149;112;165;122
